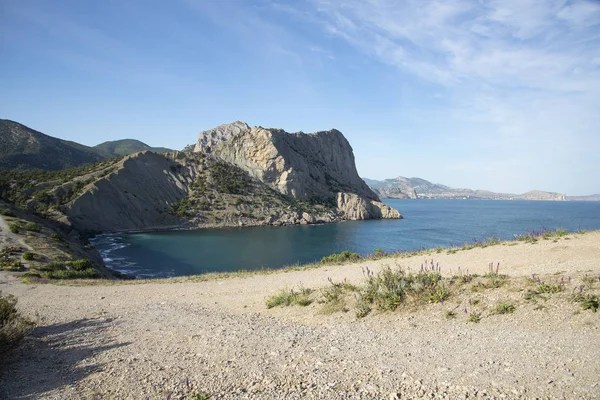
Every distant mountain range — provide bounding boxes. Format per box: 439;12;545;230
0;119;172;170
0;119;106;170
364;176;600;201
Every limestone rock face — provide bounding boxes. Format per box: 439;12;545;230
194;121;249;153
209;125;379;202
336;192;401;220
65;122;402;233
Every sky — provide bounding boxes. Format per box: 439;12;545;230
1;0;599;195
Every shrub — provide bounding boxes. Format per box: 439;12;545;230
22;252;35;261
467;311;482;323
0;208;14;216
355;294;372;318
537;282;564;294
321;250;361;264
573;294;599;312
38;261;66;271
8;222;21;234
492;302;516;314
0;291;34;354
70;259;92;271
24;222;42;232
49;233;61;240
42;268;100;279
265;288;312;308
0;260;25;271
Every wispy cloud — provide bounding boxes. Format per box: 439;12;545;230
310;0;600;91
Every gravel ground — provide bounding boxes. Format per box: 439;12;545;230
1;231;599;399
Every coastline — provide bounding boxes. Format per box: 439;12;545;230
1;230;599;398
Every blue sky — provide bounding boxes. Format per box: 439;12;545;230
1;0;599;195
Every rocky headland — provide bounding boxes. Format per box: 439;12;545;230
0;121;400;278
60;122;401;233
366;176;568;201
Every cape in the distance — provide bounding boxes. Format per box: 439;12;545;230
363;177;600;201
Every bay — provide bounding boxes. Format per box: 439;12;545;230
91;199;600;278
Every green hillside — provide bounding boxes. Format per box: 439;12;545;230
93;139;172;157
0;120;105;170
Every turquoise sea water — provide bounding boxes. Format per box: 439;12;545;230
91;199;600;278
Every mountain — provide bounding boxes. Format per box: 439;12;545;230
93;139;172;157
0;119;105;170
1;122;401;233
365;176;567;201
566;194;600;201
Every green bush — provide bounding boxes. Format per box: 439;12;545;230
49;233;61;240
38;261;66;271
321;250;361;264
492;302;516;314
0;260;25;271
24;222;42;232
22;252;35;261
0;291;34;354
573;293;599;312
8;222;20;234
265;288;312;308
0;208;14;217
70;259;92;271
42;268;100;280
360;267;447;312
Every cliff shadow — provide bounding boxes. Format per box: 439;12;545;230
0;318;130;399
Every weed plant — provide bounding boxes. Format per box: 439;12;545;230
265;288;312;308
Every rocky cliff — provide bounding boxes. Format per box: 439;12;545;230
2;122;400;233
63;123;400;232
199;124;399;221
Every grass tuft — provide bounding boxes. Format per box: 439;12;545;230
321;250;361;265
572;293;599;312
265;287;312;309
492;302;516;315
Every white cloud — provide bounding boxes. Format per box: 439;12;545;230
300;0;600;193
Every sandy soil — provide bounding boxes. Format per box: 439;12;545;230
1;231;599;399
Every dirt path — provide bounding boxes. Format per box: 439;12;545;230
1;231;599;399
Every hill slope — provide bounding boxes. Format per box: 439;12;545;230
93;139;172;157
0;119;105;170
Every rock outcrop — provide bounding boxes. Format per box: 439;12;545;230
62;122;402;232
194;121;250;153
202;124;379;201
336;193;401;220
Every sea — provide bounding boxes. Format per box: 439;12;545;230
90;199;600;279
